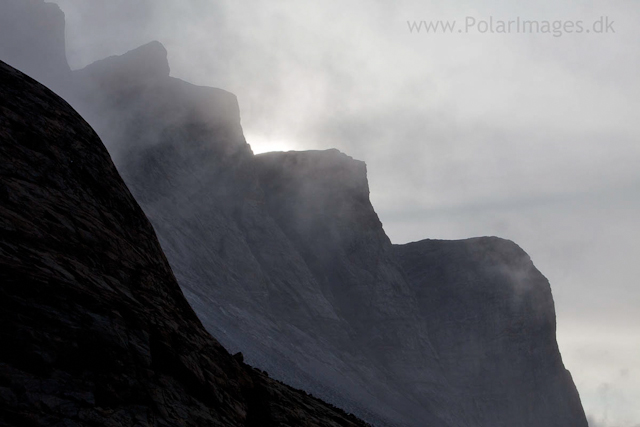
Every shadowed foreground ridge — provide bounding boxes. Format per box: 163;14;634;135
0;60;369;427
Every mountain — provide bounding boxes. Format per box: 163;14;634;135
0;0;70;89
395;238;588;426
70;42;410;426
0;2;589;426
0;59;369;427
67;43;588;427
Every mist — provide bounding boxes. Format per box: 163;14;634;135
15;0;640;425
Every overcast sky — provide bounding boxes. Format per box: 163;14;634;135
53;0;640;425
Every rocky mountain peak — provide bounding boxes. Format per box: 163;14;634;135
256;149;369;197
0;0;69;88
75;41;171;88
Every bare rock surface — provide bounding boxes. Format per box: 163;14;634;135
394;238;589;427
0;0;70;88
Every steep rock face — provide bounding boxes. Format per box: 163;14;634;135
395;238;589;427
87;47;588;422
0;60;369;427
254;150;407;327
67;44;411;426
72;41;247;169
253;151;452;425
67;42;454;421
0;0;70;89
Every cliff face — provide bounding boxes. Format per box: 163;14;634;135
253;151;453;425
67;44;413;426
0;59;369;427
395;238;589;427
0;2;589;426
64;42;587;426
254;149;407;328
0;0;70;88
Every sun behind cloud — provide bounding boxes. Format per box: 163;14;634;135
246;133;296;154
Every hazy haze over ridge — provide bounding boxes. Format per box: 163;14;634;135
52;0;640;425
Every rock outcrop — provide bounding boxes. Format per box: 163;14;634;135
0;0;70;89
0;59;369;427
395;238;589;427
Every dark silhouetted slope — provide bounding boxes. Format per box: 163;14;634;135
0;59;369;427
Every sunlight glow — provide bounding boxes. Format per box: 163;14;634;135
246;133;295;154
